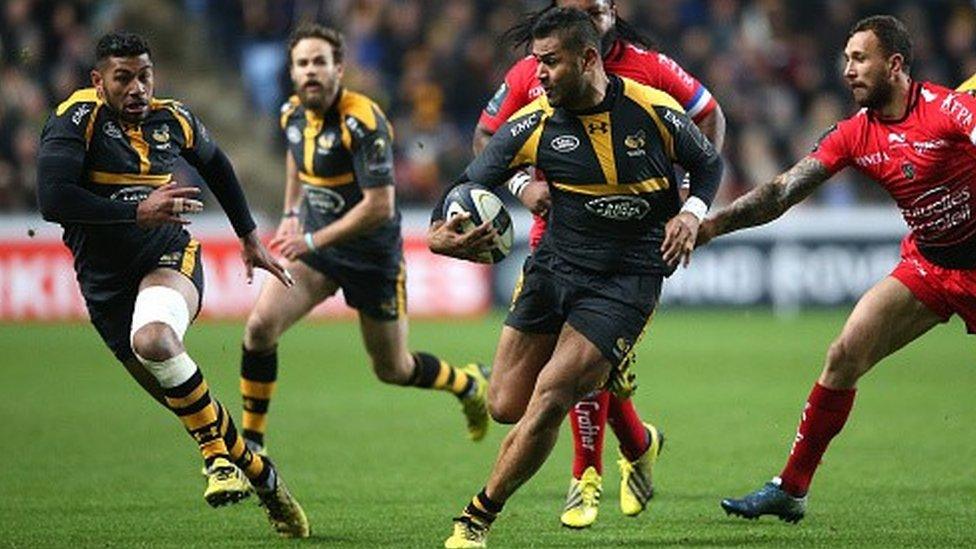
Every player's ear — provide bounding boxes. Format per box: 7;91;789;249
582;45;600;72
889;52;905;77
90;68;104;98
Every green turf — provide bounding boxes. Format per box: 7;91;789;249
0;309;973;547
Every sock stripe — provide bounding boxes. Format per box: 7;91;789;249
241;379;275;400
164;370;205;399
433;362;452;388
243;396;270;414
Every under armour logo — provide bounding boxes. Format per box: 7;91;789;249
587;121;609;134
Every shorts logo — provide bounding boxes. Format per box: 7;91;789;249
585;196;650;220
551;135;579;153
286;126;301;144
305;186;346;214
103;121;122;139
614;337;632;360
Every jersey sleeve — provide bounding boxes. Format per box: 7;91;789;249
170;101;217;164
646;51;717;122
344;102;396;189
433;106;546;222
36;106;139;224
654;105;722;207
937;90;976;146
809;121;853;175
477;58;535;134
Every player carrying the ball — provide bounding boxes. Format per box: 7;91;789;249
475;0;726;528
234;24;490;457
36;31;309;537
698;15;976;523
427;9;722;547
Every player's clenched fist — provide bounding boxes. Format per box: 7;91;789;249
136;182;204;228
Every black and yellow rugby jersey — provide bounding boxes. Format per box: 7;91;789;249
280;88;401;264
444;75;722;275
37;87;252;296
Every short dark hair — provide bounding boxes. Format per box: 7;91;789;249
288;23;344;65
95;31;151;63
531;7;600;54
504;1;658;53
850;15;913;69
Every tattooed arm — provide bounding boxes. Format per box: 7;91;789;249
697;156;830;246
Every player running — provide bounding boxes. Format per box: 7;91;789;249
428;9;722;547
35;32;309;537
697;15;976;523
235;24;489;457
474;0;726;528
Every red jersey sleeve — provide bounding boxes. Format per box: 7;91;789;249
478;57;538;134
641;49;717;122
809;119;855;175
935;88;976;146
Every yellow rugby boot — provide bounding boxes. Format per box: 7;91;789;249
560;466;602;528
255;471;310;538
203;457;251;507
618;423;665;516
460;363;490;442
444;516;489;548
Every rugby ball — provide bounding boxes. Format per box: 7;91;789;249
442;183;514;263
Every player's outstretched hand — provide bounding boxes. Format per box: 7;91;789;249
661;211;700;268
241;231;294;287
136;183;204;228
695;219;717;249
427;213;497;263
269;232;312;262
520;180;551;216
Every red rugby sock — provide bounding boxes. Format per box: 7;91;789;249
607;394;648;461
569;391;609;477
779;382;856;496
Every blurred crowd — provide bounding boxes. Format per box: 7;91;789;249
3;0;976;212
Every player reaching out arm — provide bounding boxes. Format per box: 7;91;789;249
697;15;976;522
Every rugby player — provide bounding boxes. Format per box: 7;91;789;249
35;32;309;537
696;15;976;522
475;0;726;527
235;24;490;456
428;9;722;547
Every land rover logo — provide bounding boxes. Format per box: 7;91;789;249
551;135;580;153
109;186;154;203
305;187;346;214
585;196;650;220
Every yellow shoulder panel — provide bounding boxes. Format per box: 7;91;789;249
55;88;99;116
507;95;553;122
280;95;302;129
338;89;382;131
957;73;976;93
621;78;685;114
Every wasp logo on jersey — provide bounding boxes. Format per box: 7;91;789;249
585;196;651;221
152;126;171;148
625;130;646;157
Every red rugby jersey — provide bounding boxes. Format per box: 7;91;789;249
811;81;976;268
479;39;717;133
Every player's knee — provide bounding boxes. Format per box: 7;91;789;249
488;389;525;424
824;336;872;386
243;311;280;351
131;322;183;363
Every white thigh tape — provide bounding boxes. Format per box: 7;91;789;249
130;285;191;345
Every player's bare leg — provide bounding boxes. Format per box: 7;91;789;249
359;313;492;441
446;323;609;547
486;326;558;424
722;276;943;522
239;260;338;450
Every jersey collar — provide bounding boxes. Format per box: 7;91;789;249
869;79;920;125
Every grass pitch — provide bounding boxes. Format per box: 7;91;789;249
1;309;973;547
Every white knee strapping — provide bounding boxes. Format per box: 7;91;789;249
142;352;198;389
130;285;191;345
